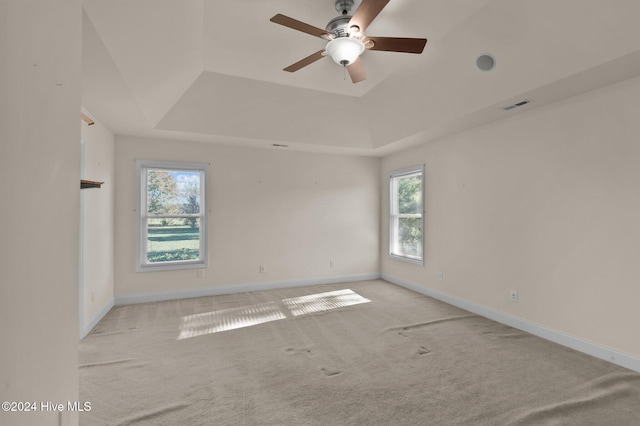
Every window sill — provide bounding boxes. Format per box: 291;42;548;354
136;260;207;273
389;253;424;266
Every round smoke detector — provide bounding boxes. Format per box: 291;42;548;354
476;54;496;71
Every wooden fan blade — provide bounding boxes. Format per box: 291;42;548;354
365;36;427;54
270;14;330;39
346;57;366;83
283;50;326;72
348;0;390;33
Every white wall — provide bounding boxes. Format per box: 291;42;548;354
0;1;82;425
80;110;115;337
381;75;640;361
114;136;380;300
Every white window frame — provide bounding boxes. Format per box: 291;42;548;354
389;165;424;265
136;160;208;272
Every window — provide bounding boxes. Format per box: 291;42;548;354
389;165;424;264
136;160;208;271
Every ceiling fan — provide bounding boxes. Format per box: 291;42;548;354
270;0;427;84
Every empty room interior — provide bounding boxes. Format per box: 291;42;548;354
2;0;640;425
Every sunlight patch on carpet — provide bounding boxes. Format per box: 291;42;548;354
282;289;371;317
178;301;286;339
178;289;371;339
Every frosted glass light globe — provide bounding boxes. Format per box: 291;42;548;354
325;37;365;66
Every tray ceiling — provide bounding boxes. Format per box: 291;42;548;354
82;0;640;155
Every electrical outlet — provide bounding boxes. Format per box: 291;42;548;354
259;265;266;274
437;272;443;281
510;290;518;303
197;269;205;278
329;260;335;269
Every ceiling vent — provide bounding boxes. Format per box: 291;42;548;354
502;99;530;111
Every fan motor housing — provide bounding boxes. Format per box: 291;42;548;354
325;15;352;38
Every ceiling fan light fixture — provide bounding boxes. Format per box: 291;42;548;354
325;37;364;66
270;0;428;83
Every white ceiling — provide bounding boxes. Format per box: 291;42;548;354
82;0;640;156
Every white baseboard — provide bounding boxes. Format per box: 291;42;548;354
80;298;115;340
114;273;382;306
382;274;640;373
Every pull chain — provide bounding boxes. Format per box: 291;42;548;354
340;59;348;81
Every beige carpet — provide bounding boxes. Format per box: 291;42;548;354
79;280;640;425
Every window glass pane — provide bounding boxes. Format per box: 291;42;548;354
397;174;422;215
146;169;201;216
397;217;422;258
146;218;200;263
175;171;201;216
138;160;207;271
389;166;423;264
147;170;180;215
